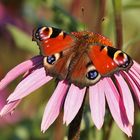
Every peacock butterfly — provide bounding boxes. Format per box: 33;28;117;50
33;26;133;88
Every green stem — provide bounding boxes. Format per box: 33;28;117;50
102;117;113;140
112;0;123;49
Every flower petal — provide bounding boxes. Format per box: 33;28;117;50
41;81;68;132
103;78;132;136
129;70;140;87
114;73;134;125
63;84;86;125
0;55;43;90
121;71;140;106
129;68;140;81
132;61;140;75
0;100;21;116
7;67;52;102
89;80;105;129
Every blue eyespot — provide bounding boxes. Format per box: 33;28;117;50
86;70;98;80
47;55;56;64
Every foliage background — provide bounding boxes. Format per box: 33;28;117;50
0;0;140;140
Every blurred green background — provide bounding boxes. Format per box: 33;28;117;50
0;0;140;140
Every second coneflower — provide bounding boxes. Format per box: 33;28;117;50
0;26;140;136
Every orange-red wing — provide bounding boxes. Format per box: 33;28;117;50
39;34;74;56
88;46;117;75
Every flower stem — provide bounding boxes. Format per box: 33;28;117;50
54;112;64;140
112;0;123;49
68;91;87;140
102;117;113;140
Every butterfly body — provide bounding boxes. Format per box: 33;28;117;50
33;26;133;88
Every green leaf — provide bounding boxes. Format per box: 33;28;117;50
7;24;39;54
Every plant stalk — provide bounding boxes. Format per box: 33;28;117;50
112;0;123;49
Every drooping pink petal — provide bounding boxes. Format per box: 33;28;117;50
0;89;8;109
7;67;52;102
103;78;132;136
129;70;140;87
63;84;86;125
0;100;21;116
129;68;140;81
89;80;105;129
114;73;134;125
0;55;43;90
41;81;68;133
132;61;140;75
121;71;140;106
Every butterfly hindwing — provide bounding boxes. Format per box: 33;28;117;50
43;50;101;88
68;53;101;88
43;47;74;80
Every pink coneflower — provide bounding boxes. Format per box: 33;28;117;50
0;55;140;136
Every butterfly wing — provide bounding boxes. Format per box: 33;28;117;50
88;45;133;76
33;26;75;56
43;47;74;80
33;26;76;81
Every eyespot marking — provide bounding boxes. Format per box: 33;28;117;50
34;27;53;41
47;55;56;64
86;65;101;82
113;50;130;68
44;53;61;67
86;70;98;80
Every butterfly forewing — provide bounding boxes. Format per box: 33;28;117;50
33;26;75;56
88;45;133;77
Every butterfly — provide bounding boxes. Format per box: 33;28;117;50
33;26;133;88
